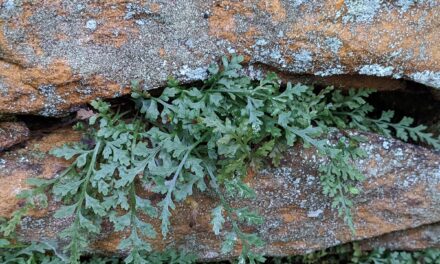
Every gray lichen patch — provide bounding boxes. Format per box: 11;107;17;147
37;84;66;117
0;79;9;96
341;0;437;23
292;50;313;72
85;19;97;31
410;71;440;89
395;0;439;13
0;158;6;170
342;0;383;24
307;209;324;218
315;65;345;77
124;2;153;20
179;65;208;81
358;64;394;77
395;0;418;13
3;0;15;11
324;37;343;54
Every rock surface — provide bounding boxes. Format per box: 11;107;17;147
0;127;439;260
360;223;440;251
0;121;29;151
1;0;439;116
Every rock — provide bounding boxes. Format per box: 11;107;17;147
1;1;439;116
0;121;29;151
359;223;440;251
0;127;439;260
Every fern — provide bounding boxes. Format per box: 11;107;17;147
1;55;439;263
273;243;440;264
0;242;195;264
327;89;440;149
1;242;439;264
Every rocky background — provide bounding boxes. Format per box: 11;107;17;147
1;0;440;261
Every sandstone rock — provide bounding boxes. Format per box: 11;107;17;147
0;127;439;260
0;1;439;116
0;121;29;151
360;223;440;251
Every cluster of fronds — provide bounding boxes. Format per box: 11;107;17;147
1;55;439;263
275;243;440;264
1;242;439;264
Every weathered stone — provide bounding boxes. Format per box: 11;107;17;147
0;127;439;260
359;223;440;251
1;1;439;116
0;121;29;151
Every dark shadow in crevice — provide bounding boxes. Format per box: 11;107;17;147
8;76;440;150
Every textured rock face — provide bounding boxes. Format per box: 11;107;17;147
0;121;29;151
360;224;440;251
0;127;439;260
0;0;439;116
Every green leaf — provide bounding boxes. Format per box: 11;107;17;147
379;110;394;122
160;87;179;101
90;100;110;113
133;142;156;157
255;140;275;157
135;196;158;218
349;187;360;195
109;212;131;232
159;198;173;238
225;179;255;199
235;207;264;225
140;100;160;121
211;205;225;235
221;232;237;254
245;97;264;132
209;93;223;106
85;193;106;216
78;213;100;233
185;88;203;98
26;177;54;187
50;145;85;160
54;203;77;218
134;216;156;238
76;153;89;168
94;163;117;180
208;63;219;75
0;239;10;247
277;111;291;128
53;179;84;197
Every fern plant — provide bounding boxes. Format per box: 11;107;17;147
274;243;440;264
1;55;439;263
1;241;439;264
0;241;195;264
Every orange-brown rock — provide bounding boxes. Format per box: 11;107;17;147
0;127;439;260
0;1;439;116
0;121;29;151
